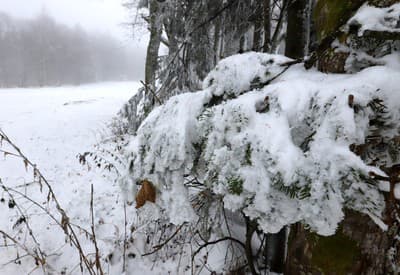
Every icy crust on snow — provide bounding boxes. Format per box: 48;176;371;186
203;52;293;98
347;3;400;35
124;52;400;236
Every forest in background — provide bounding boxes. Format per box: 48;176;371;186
0;11;142;88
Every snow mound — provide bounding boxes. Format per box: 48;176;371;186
203;52;293;98
347;3;400;35
124;52;400;236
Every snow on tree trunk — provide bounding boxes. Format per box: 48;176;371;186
285;1;400;273
312;0;366;73
122;49;400;235
118;1;400;273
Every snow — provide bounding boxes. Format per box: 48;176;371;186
0;81;238;275
203;52;293;98
0;82;151;274
124;52;400;238
347;3;400;35
1;52;399;273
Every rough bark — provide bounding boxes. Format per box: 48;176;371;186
270;0;290;53
317;47;349;73
311;0;400;72
286;210;400;274
263;0;271;52
245;217;258;275
145;0;163;104
213;16;222;66
285;0;310;59
309;0;366;72
265;227;287;273
252;0;264;51
313;0;365;43
285;221;363;274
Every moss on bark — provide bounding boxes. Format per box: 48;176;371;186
285;223;362;275
310;230;361;274
313;0;365;42
286;210;400;274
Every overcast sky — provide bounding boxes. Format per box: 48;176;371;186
0;0;147;80
0;0;128;37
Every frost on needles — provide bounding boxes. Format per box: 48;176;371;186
123;52;400;236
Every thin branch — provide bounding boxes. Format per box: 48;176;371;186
122;202;127;272
140;80;162;105
0;149;21;158
142;223;186;256
187;0;239;38
0;129;97;275
192;236;245;262
90;184;104;275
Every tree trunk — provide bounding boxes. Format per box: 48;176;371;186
285;0;310;59
286;211;400;274
265;226;287;273
263;0;271;52
252;0;264;51
145;0;163;104
213;16;222;66
245;217;258;275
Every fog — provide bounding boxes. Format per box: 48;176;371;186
0;0;146;87
0;0;126;36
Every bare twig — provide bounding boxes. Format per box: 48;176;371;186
192;236;245;262
140;80;162;105
0;129;97;274
0;184;47;267
90;184;104;275
0;229;45;272
142;223;187;256
123;202;127;272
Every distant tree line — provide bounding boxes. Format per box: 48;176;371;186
0;11;140;88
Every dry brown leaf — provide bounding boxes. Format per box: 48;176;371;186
135;180;156;209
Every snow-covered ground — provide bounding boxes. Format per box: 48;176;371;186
0;82;143;274
0;82;139;161
1;53;400;275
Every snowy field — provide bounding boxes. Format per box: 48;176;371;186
0;82;139;164
0;82;147;274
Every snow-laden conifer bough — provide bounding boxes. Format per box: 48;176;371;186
122;51;400;236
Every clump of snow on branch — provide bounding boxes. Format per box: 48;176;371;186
347;3;400;35
203;53;293;98
123;52;400;236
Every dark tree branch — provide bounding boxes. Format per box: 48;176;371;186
191;236;245;262
142;223;187;256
